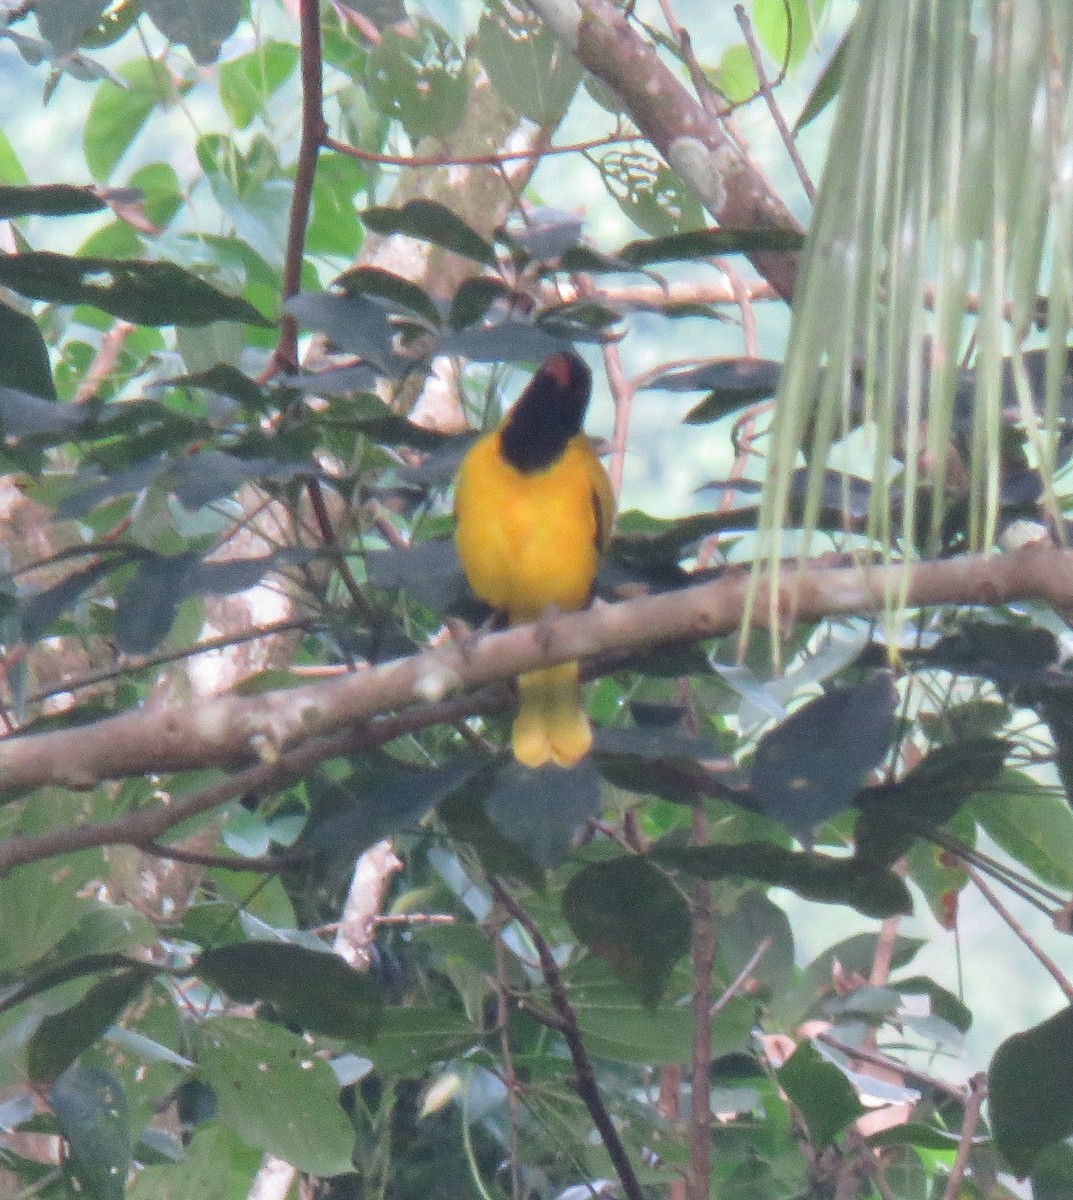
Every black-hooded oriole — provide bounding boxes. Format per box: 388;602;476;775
454;352;614;768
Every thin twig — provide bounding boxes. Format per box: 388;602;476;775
940;1074;987;1200
277;0;327;371
688;806;714;1200
305;477;376;620
967;866;1073;1004
733;4;816;201
26;619;310;704
489;879;646;1200
323;132;636;171
712;937;771;1019
600;340;633;502
814;1032;967;1103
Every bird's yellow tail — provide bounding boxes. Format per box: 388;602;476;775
512;662;592;768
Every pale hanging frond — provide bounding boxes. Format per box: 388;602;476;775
752;0;1073;651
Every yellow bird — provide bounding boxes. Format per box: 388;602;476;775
454;352;614;767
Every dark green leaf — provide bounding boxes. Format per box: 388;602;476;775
361;200;497;266
196;942;382;1040
0;302;55;401
284;291;398;367
27;968;155;1083
166;364;269;410
0;386;87;438
35;0;110;54
718;890;795;994
795;25;852;131
563;856;690;1006
866;1122;961;1151
449;276;515;329
652;842;912;919
0;953;151;1016
483;757;603;869
501;208;585;261
778;1041;865;1148
990;1004;1073;1177
365;537;469;612
751;674;895;834
618;227;804;267
51;1065;131;1200
359;1007;478;1073
335;265;442;327
1030;1141;1073;1200
298;756;484;861
855;738;1012;867
894;976;972;1034
0;252;270;326
594;725;745;806
437;321;572;362
18;558;120;643
0;184;106;218
143;0;242;64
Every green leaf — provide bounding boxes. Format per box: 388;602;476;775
777;1041;864;1149
753;0;826;71
482;758;603;869
1031;1141;1073;1200
83;58;176;183
618;226;804;266
652;842;912;919
361;199;497;265
143;0;242;65
219;40;299;129
449;276;515;329
750;674;896;834
359;1006;478;1073
196;1017;355;1176
35;0;110;54
795;25;852;132
307;151;367;258
476;0;582;124
335;265;442;326
0;303;56;400
563;856;690;1006
196;942;382;1040
990;1005;1073;1177
0;251;270;326
717;43;759;104
27;967;155;1083
971;770;1073;890
598;150;705;237
0;184;106;218
51;1065;131;1200
366;19;470;140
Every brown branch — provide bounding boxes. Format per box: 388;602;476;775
489;879;646;1200
733;4;816;202
528;0;803;299
0;683;511;873
276;0;327;371
4;542;1073;799
940;1074;987;1200
324;131;636;170
25;619;310;704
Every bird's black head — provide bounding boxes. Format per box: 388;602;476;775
499;351;593;473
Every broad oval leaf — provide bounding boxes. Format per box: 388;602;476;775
990;1005;1073;1178
476;1;582;124
750;673;895;834
361;199;496;266
51;1064;131;1200
366;19;469;140
563;855;690;1006
195;942;382;1040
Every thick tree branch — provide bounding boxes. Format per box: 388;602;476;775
2;542;1072;798
527;0;803;299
